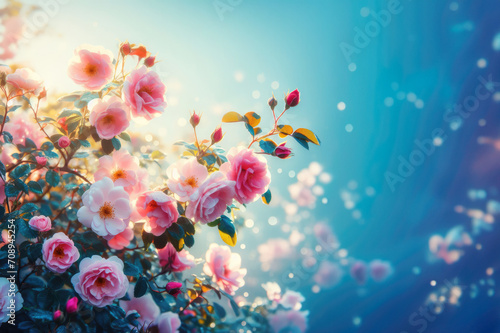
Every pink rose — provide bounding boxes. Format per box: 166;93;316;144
166;157;208;202
120;284;160;328
285;89;300;108
269;310;308;333
28;215;52;232
203;244;247;295
71;255;129;307
67;44;114;90
107;227;134;250
77;177;131;237
89;96;130;140
4;112;45;147
185;172;235;224
42;232;80;273
152;312;181;333
313;261;343;288
274;142;292;159
0;277;23;323
157;242;196;273
58;136;71;148
122;66;166;120
136;191;179;236
220;147;271;204
6;68;43;95
66;297;78;313
53;310;62;321
35;156;47;166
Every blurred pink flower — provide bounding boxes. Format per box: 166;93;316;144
42;232;80;274
279;290;305;310
35;156;47;166
0;17;23;60
262;282;281;301
28;215;51;232
94;149;140;193
203;243;247;295
220;147;271;204
122;66;166;120
257;238;294;271
313;261;343;288
157;242;196;273
67;44;114;90
107;227;134;250
89;96;130;140
77;177;131;237
53;310;62;321
136;191;178;236
313;222;339;252
4;112;45;147
166;157;208;202
288;182;316;207
269;310;308;333
71;255;129;308
186;172;235;224
120;284;160;328
7;68;43;95
66;297;78;314
0;144;17;166
369;259;393;282
152;312;181;333
350;261;368;285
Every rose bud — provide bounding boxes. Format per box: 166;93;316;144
57;117;68;131
144;56;156;68
211;126;223;144
120;42;131;56
190;111;201;128
268;95;278;110
53;310;62;321
274;142;292;159
130;45;150;59
166;281;183;298
35;156;47;166
285;89;300;108
58;136;71;148
38;87;47;100
66;297;78;314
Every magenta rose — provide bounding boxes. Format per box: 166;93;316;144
122;66;166;120
28;215;52;232
71;255;129;307
136;191;179;236
42;232;80;273
157;242;196;273
185;172;235;224
220;147;271;204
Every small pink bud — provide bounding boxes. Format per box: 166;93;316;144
53;310;62;321
66;297;78;314
211;126;223;144
268;95;278;110
144;56;156;68
285;89;300;108
35;156;47;166
120;42;131;56
190;111;201;128
58;136;71;148
166;281;182;298
274;142;292;159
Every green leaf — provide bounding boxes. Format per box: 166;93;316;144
292;128;320;145
213;302;226;318
168;223;184;240
222;111;243;123
119;132;131;142
12;164;30;178
58;109;82;119
261;189;272;205
243;112;261;127
101;139;114;155
28;181;43;194
218;215;237;247
45;170;60;187
207;219;221;227
123;262;141;277
134;277;148;298
111;137;121;150
259;139;277;154
277;124;293;138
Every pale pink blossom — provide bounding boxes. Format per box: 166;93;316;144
257;239;294;271
107;227;134;250
0;277;23;323
279;290;305;310
6;68;43;95
288;182;316;207
166;157;208;202
28;215;51;232
313;222;339;252
136;191;179;236
262;282;281;302
0;17;23;60
89;96;130;140
369;260;393;282
120;284;160;328
67;44;114;90
4;111;45;147
0;144;17;166
157;242;196;273
220;147;271;204
71;255;129;307
203;243;247;295
122;66;166;120
42;232;80;273
152;312;181;333
77;177;131;237
313;261;343;288
185;172;235;224
94;149;141;194
269;310;308;333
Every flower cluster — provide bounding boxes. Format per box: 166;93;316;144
0;39;318;332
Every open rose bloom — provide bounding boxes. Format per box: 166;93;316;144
157;242;196;272
136;191;179;236
68;44;114;90
89;96;130;140
120;284;160;327
166;157;208;202
42;232;80;273
203;244;247;295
